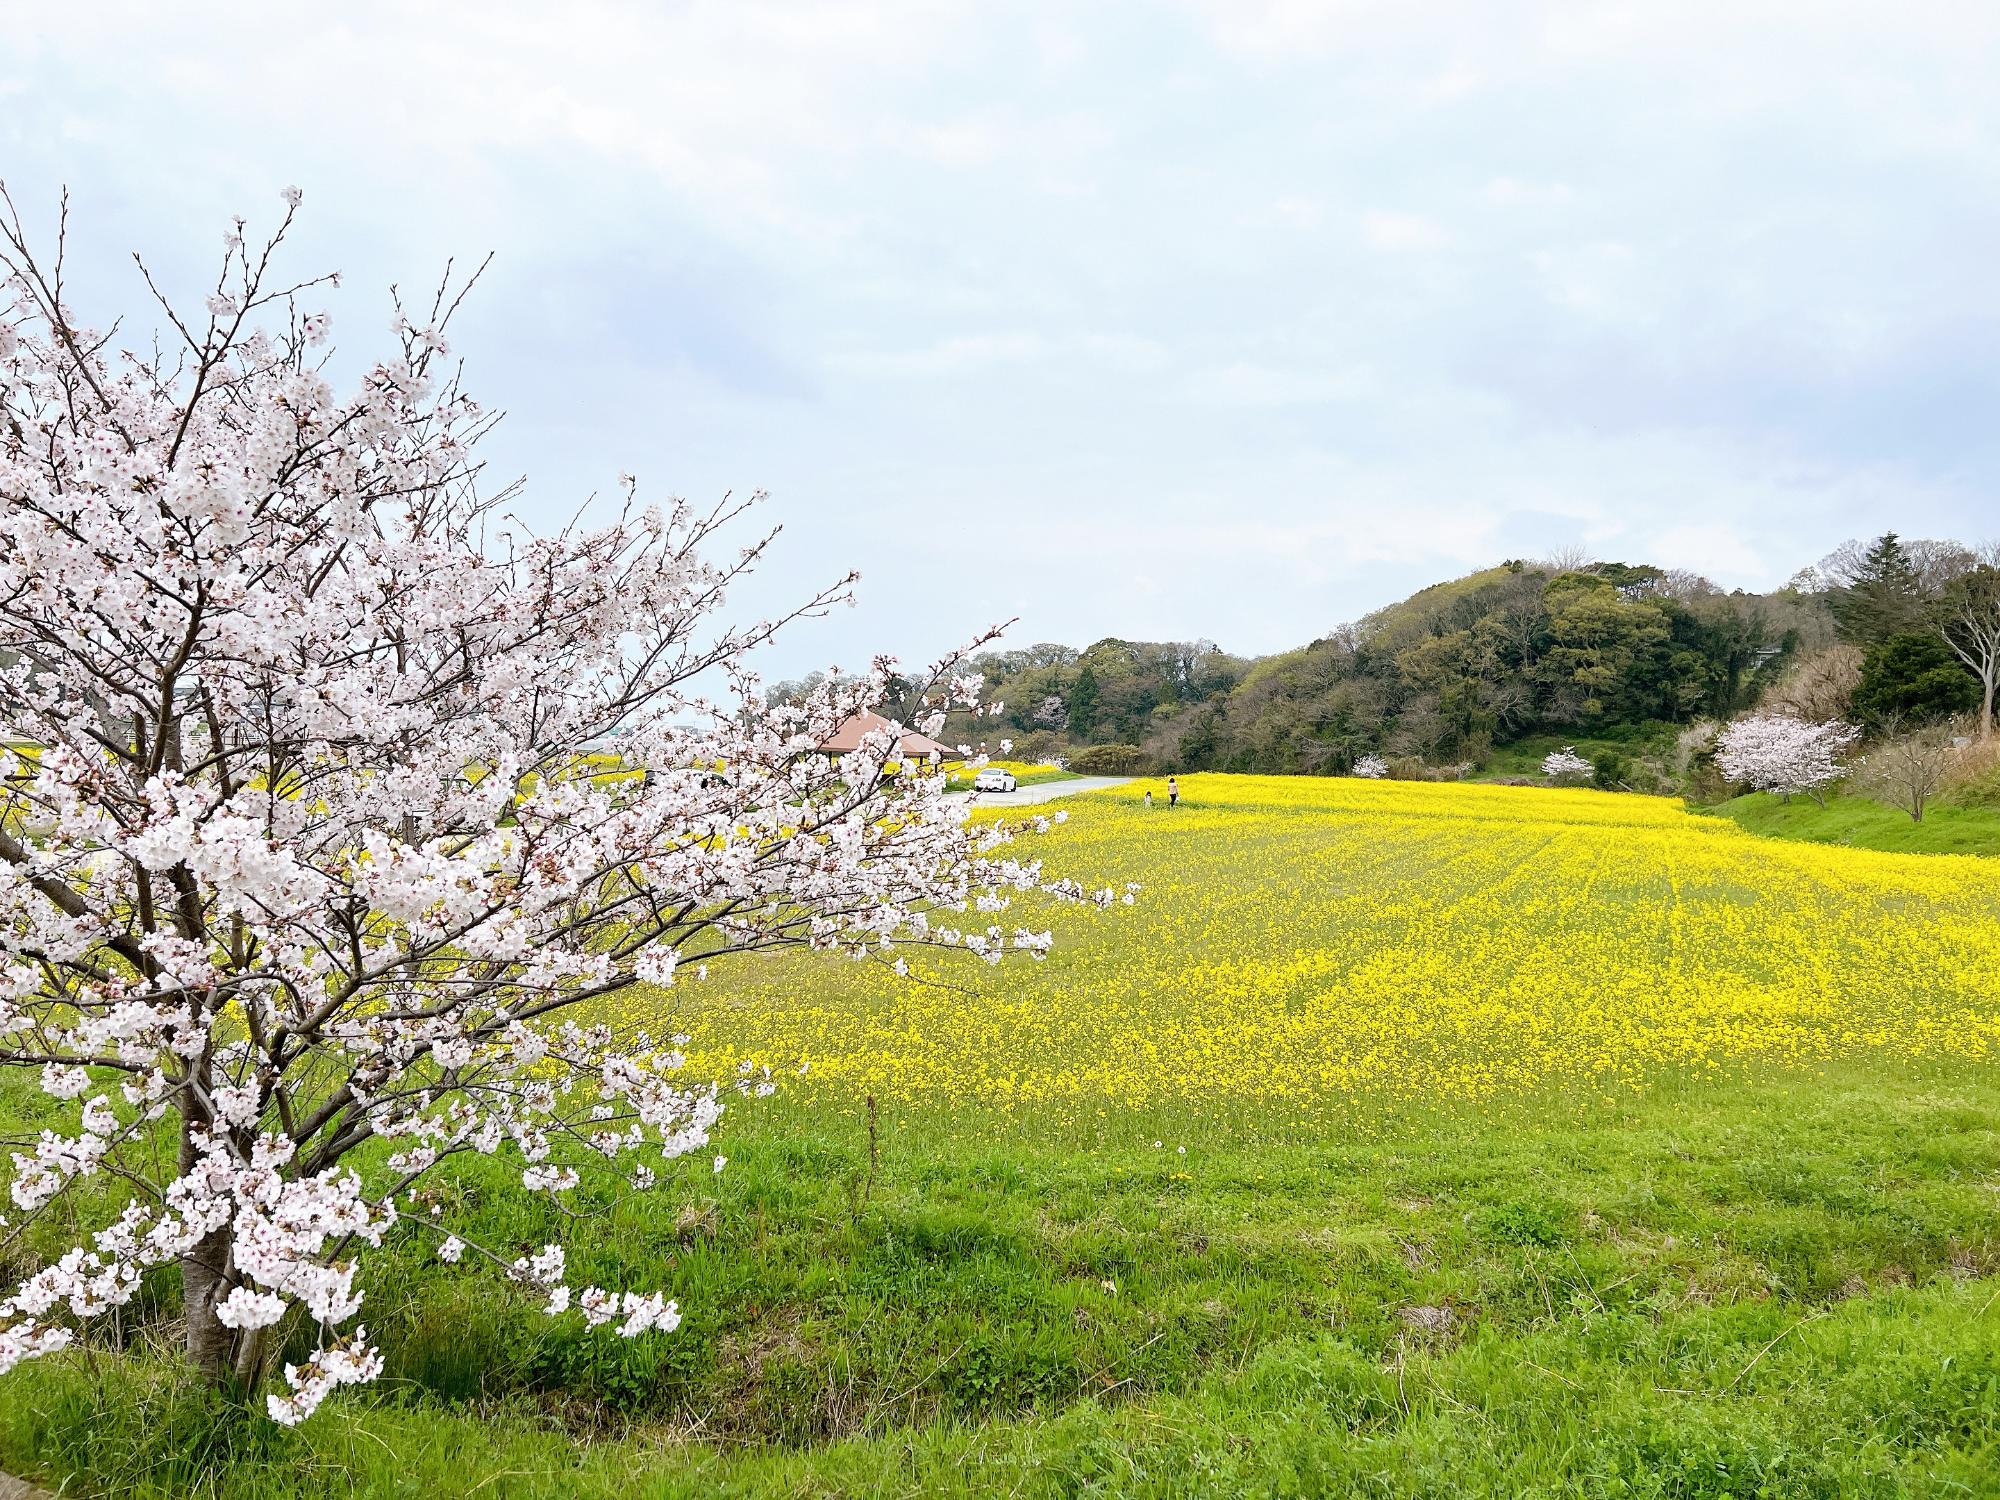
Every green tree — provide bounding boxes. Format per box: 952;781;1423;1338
1068;663;1100;740
1538;575;1670;722
1853;632;1978;725
1829;534;1929;646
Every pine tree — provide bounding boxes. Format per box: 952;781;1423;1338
1829;533;1928;645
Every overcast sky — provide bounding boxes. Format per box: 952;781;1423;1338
8;2;2000;677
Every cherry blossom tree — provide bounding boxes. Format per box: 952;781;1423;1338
1350;754;1388;779
1714;714;1861;805
0;189;1100;1421
1540;747;1593;784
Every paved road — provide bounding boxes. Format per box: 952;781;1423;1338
947;775;1131;810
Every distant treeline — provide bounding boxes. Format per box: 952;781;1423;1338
769;536;1996;778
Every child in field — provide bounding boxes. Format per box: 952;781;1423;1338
1167;776;1179;808
1143;789;1153;810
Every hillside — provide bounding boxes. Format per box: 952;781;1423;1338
936;557;1831;779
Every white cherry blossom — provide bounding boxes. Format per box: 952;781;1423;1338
1716;714;1861;805
1540;747;1594;783
0;192;1099;1420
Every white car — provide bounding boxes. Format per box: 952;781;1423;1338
972;767;1018;793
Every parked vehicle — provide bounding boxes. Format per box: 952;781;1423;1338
972;767;1018;793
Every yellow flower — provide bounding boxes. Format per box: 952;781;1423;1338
602;774;2000;1130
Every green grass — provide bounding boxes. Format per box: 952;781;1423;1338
1705;789;2000;856
7;1066;2000;1496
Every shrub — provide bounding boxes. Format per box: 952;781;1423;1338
1589;749;1632;790
1944;738;2000;807
1383;756;1468;782
1068;743;1153;776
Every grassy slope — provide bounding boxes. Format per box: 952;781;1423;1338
1706;790;2000;856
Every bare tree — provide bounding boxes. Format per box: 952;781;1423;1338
1854;718;1965;822
1940;548;2000;740
1652;567;1722;601
1907;537;1979;595
1386;693;1453;760
1761;644;1864;723
1539;544;1596;576
1808;535;1973;596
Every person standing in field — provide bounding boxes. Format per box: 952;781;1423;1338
1143;789;1153;810
1167;776;1179;808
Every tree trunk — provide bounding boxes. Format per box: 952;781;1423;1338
1982;673;1995;741
179;1099;242;1386
231;1324;272;1391
182;1225;238;1384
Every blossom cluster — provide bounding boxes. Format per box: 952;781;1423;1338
0;192;1090;1420
1715;714;1861;802
1540;747;1594;782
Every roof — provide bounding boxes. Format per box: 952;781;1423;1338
816;709;957;759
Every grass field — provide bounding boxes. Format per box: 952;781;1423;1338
1706;787;2000;857
6;775;2000;1497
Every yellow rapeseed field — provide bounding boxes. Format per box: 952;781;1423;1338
621;774;2000;1124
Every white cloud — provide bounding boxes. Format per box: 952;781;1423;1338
1271;195;1324;228
829;332;1168;379
1482;175;1574;207
1645;522;1766;582
1362;209;1449;252
1179;362;1376;406
1418;60;1483;103
1530;241;1645;320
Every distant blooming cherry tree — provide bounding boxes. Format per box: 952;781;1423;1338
0;191;1098;1420
1715;714;1861;805
1540;747;1594;784
1350;755;1388;779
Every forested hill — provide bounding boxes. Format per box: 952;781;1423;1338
769;536;1994;781
931;558;1826;775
